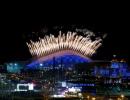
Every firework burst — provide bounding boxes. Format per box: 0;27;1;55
27;31;102;58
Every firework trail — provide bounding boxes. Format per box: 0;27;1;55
27;31;103;58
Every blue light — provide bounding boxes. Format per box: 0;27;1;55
40;63;43;66
27;54;91;69
7;63;22;73
73;83;95;87
14;63;17;66
10;63;13;65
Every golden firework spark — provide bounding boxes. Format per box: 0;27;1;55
27;31;102;58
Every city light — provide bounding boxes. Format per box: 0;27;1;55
15;83;34;91
14;63;17;66
1;24;130;100
39;63;43;66
28;83;34;90
92;97;96;100
120;94;124;98
87;95;90;99
27;31;103;58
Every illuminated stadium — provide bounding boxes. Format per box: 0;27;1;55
27;31;103;69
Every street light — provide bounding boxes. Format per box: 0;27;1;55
120;94;124;100
40;63;43;66
117;98;122;100
14;63;17;66
92;97;96;100
87;95;90;100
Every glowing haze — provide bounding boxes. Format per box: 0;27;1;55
27;31;103;58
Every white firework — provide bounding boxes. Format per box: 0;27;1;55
27;31;102;58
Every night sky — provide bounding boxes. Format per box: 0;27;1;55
0;22;129;64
